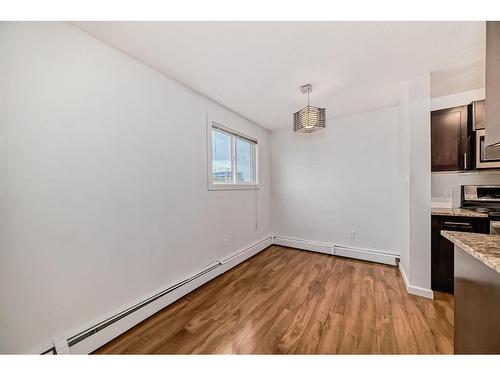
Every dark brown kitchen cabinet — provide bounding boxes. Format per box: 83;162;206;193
431;215;489;293
431;106;470;172
472;99;486;130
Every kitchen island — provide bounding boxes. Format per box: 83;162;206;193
441;231;500;354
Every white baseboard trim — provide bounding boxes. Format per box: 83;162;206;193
398;262;434;299
45;235;273;355
273;235;332;255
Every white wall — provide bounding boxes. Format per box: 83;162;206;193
0;22;271;353
397;85;411;277
397;75;433;298
407;75;432;294
271;106;400;255
271;79;434;297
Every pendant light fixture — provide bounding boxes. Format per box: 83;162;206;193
293;84;326;133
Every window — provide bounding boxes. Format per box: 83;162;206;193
208;121;257;190
212;129;233;184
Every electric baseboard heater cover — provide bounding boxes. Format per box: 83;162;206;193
40;262;222;354
67;262;221;348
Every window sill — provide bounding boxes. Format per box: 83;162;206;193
208;184;260;191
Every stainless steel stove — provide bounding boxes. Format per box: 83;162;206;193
461;185;500;233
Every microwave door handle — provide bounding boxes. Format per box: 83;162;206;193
476;131;484;167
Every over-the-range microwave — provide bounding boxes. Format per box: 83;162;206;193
476;129;500;169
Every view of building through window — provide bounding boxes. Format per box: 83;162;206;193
211;126;256;185
212;129;232;183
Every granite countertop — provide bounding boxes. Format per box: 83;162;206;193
431;207;488;218
441;231;500;274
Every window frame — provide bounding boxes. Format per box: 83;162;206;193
207;117;259;191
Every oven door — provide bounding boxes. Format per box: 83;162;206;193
476;129;500;168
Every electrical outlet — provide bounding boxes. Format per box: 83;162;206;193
349;231;356;239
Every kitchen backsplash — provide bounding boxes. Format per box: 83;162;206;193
432;170;500;207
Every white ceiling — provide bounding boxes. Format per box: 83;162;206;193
74;21;485;131
431;60;485;98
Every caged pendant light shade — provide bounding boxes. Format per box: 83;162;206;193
293;84;326;133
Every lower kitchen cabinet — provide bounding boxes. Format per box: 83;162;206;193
431;215;489;293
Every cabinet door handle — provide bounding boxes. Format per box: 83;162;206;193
444;221;472;227
464;152;467;169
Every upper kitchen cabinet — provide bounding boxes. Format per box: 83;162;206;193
485;21;500;146
472;99;486;130
431;105;470;171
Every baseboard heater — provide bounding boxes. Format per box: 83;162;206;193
273;235;332;255
333;245;399;266
67;262;221;349
41;262;221;354
40;236;273;355
274;235;399;266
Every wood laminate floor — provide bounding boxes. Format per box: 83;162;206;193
94;246;454;354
